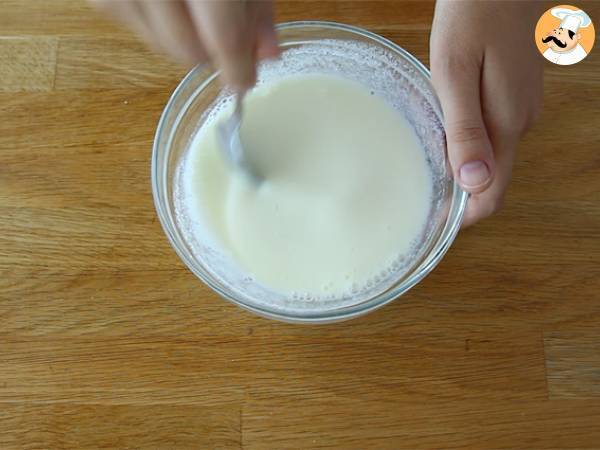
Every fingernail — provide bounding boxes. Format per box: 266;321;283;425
459;161;490;188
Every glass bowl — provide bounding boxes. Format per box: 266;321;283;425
152;21;468;323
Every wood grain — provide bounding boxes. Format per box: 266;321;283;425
0;37;58;92
0;331;547;405
243;397;600;450
1;0;599;449
545;327;600;398
55;38;186;89
0;404;240;449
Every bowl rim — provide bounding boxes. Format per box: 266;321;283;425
152;20;468;324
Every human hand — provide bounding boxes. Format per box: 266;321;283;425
430;0;543;227
90;0;278;91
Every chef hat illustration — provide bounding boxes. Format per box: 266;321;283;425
551;8;592;33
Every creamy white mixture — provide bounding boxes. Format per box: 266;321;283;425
181;74;433;297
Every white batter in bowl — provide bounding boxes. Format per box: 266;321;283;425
153;22;468;323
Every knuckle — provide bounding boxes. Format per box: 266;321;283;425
446;122;488;144
524;101;543;133
531;101;543;124
470;195;505;224
483;196;504;218
433;53;480;77
492;196;505;214
506;111;535;139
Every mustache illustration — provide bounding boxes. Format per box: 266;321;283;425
542;35;567;48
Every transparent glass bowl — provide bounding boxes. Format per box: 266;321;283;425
152;21;468;323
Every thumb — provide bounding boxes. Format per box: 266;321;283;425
431;57;495;194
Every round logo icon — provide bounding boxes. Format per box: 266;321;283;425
535;5;595;65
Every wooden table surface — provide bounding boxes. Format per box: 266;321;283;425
1;1;599;448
